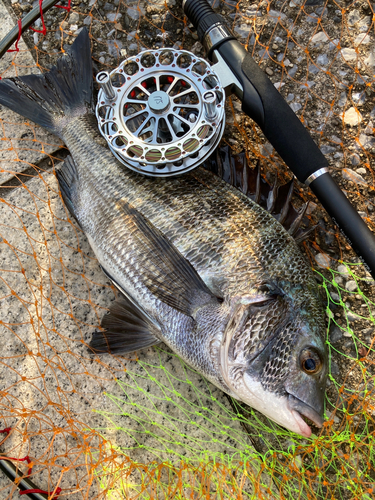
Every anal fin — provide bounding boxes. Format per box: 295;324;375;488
90;291;162;355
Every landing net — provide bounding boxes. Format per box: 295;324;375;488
0;1;374;498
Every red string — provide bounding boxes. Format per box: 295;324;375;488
20;487;62;499
30;0;47;36
5;0;72;58
55;0;72;12
0;428;11;434
2;456;33;476
7;19;22;53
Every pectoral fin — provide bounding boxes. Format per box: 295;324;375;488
117;200;222;317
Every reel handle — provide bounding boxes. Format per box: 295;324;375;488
183;0;375;279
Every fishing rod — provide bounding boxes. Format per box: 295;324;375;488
182;0;375;279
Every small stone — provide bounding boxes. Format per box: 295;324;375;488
358;134;375;150
265;67;274;76
190;41;203;55
315;253;331;269
347;9;361;25
274;82;285;90
346;311;357;322
317;54;330;66
364;52;375;67
355;33;371;45
107;12;122;22
342;168;367;185
342;107;362;126
320;145;336;154
286;93;294;102
290;102;301;112
268;10;287;23
83;16;92;26
69;12;80;24
346;280;358;292
330;326;343;343
330;361;340;377
349;153;360;166
331;292;340;302
352;92;366;106
364;121;374;135
356;167;366;175
311;32;328;44
340;48;357;62
343;330;353;337
337;264;350;276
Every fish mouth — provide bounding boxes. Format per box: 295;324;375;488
288;394;324;438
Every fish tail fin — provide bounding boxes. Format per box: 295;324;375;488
0;28;92;137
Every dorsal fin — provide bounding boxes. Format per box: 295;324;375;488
203;146;316;242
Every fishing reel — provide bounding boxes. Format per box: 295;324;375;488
95;49;225;177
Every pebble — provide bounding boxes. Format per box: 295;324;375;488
358;134;375;150
346;280;358;292
268;10;287;22
290;102;301;112
364;52;375;67
265;68;273;76
347;9;361;25
107;13;122;22
340;48;357;62
355;33;371;45
320;145;336;154
331;292;340;302
356;167;367;175
352;92;366;106
315;252;331;268
337;264;350;276
274;82;285;90
342;168;368;185
317;54;330;66
346;311;357;322
364;121;374;135
330;361;340;377
342;107;362;126
311;32;328;44
349;153;360;166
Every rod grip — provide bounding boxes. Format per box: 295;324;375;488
217;40;329;183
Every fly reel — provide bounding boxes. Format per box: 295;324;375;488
95;49;225;177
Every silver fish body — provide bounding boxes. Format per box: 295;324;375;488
0;30;328;437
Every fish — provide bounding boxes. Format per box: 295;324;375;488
0;29;328;438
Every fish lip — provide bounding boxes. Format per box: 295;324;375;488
288;394;324;436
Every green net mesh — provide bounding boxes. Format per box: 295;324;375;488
0;0;374;498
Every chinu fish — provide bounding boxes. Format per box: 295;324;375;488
0;29;328;437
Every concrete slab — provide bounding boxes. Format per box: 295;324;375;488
0;0;61;185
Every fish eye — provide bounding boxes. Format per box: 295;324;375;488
300;348;322;375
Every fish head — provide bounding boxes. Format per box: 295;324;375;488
219;284;327;437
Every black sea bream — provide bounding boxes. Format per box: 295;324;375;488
0;29;328;437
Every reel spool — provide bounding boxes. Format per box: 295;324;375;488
95;49;225;177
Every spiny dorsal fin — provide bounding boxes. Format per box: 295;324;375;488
117;200;222;317
90;291;161;355
203;146;316;243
